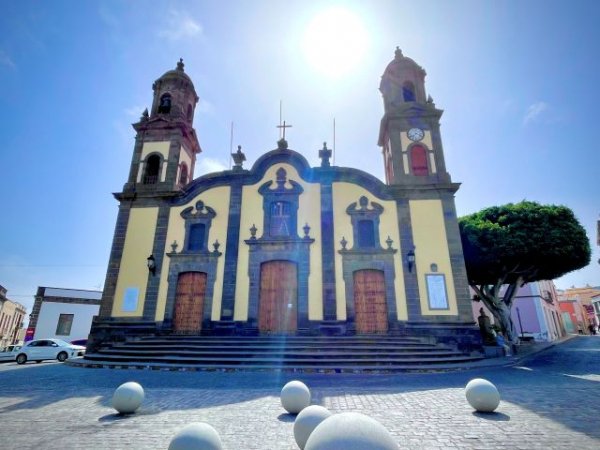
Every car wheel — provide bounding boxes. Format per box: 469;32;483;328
57;352;68;362
16;354;27;365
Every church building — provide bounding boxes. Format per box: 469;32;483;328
89;49;479;351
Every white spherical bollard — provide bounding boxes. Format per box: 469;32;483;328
168;423;223;450
281;380;311;414
294;405;333;449
112;381;145;414
305;412;398;450
465;378;501;413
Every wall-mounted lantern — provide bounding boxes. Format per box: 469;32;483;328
147;254;156;276
406;248;416;273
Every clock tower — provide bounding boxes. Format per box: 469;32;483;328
378;47;451;186
123;58;201;197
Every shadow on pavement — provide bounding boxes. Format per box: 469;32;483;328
0;336;598;440
472;411;510;421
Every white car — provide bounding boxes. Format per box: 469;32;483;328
15;339;86;364
0;345;22;362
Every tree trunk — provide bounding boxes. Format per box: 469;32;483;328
473;279;522;346
494;301;519;345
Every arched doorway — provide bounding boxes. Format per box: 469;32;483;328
259;261;298;333
353;269;388;334
173;272;207;334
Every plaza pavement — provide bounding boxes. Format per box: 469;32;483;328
0;336;598;449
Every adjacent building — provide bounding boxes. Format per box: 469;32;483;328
90;49;481;350
0;285;27;348
26;287;102;342
558;285;600;333
472;280;565;343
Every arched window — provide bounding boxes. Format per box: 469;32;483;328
187;104;193;121
410;145;428;176
144;154;161;184
402;81;416;102
179;163;189;185
158;93;172;113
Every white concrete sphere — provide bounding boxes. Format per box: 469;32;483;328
168;423;223;450
294;405;333;449
112;381;145;414
305;412;398;450
281;380;311;414
465;378;501;412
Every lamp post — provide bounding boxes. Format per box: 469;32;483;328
516;307;524;338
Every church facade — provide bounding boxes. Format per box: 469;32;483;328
89;49;479;350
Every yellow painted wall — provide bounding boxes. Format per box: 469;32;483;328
332;183;407;321
138;141;171;183
112;207;159;317
178;145;193;181
155;186;231;322
141;141;170;159
400;130;433;151
234;164;323;321
409;199;458;315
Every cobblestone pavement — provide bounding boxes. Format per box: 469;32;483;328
0;336;598;449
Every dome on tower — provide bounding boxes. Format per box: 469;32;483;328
156;58;195;86
150;58;199;122
379;47;427;109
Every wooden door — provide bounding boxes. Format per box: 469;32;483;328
353;269;388;334
173;272;207;334
259;261;297;333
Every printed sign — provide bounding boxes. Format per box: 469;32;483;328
426;274;448;309
122;287;139;312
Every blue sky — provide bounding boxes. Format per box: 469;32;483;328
1;0;599;315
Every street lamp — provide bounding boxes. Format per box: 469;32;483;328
406;248;416;273
147;254;156;276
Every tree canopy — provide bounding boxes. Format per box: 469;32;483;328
459;201;590;286
459;201;590;344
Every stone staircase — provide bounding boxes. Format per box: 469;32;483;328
80;335;484;372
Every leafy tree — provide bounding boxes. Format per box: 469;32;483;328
459;201;590;344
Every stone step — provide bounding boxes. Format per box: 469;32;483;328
98;349;463;358
134;336;428;344
105;343;452;352
86;334;480;371
83;353;480;365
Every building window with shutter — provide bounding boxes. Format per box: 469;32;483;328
55;314;74;336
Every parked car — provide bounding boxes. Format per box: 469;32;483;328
15;339;86;364
0;344;22;362
70;339;88;347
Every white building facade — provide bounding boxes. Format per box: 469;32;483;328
27;287;101;342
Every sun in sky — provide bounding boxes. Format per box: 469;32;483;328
301;7;369;78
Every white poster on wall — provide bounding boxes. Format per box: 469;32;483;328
426;274;448;309
122;287;139;312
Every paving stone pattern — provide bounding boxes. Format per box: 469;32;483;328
0;336;598;449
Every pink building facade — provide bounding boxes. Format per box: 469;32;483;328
472;280;565;342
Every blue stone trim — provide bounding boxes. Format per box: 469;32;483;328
245;239;314;334
220;180;244;319
319;172;337;320
142;205;171;320
162;250;222;332
99;204;131;317
339;250;400;334
396;198;422;321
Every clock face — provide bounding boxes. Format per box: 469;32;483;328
407;128;424;142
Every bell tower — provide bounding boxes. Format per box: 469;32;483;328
123;59;201;196
378;48;451;186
